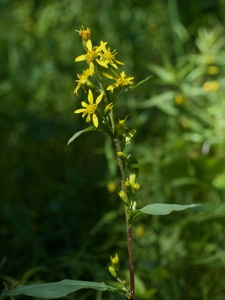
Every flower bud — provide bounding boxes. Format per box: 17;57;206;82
108;265;117;278
116;152;127;160
110;253;120;268
118;190;129;206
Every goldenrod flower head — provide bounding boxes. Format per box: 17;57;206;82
202;81;219;92
106;71;134;91
207;65;219;75
74;69;92;96
135;225;145;237
110;253;120;269
125;173;140;194
124;178;131;187
175;94;185;105
75;40;106;75
74;89;104;127
133;183;140;191
115;116;128;137
75;26;91;41
99;41;124;69
107;181;117;193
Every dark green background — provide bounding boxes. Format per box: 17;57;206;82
1;0;225;299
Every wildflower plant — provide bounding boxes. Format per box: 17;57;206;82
1;27;200;300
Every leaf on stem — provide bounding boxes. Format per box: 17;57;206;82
139;203;201;215
0;280;119;299
129;76;153;90
129;203;201;223
67;126;94;145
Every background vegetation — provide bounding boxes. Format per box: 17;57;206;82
1;0;225;299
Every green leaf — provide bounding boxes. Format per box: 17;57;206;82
139;203;201;216
0;280;118;299
129;76;153;89
129;210;143;224
67;126;94;145
127;154;139;174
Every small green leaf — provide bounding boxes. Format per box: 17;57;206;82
67;126;94;145
0;280;118;299
127;154;139;174
129;76;153;89
139;203;201;216
129;210;143;224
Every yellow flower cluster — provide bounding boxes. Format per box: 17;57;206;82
125;173;140;193
108;253;120;278
73;27;134;128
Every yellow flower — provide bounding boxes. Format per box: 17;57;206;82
75;26;91;41
207;65;219;75
175;94;185;105
202;81;219;92
110;253;120;270
74;89;104;127
75;40;107;75
74;69;92;96
104;71;134;91
135;225;145;237
125;173;140;194
98;41;124;69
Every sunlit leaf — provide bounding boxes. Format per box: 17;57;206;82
139;203;201;216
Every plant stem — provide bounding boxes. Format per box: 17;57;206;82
114;138;135;300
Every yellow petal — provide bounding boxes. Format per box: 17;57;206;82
96;59;108;68
92;114;98;127
115;59;124;65
96;92;104;105
86;39;92;50
75;54;87;62
81;101;88;107
88;89;93;104
102;72;115;80
86;114;91;122
74;108;86;113
89;62;95;75
74;84;80;96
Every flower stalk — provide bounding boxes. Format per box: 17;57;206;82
73;26;141;299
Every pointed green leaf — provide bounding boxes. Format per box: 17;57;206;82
0;280;118;299
129;76;152;89
139;203;201;216
127;154;139;174
67;126;94;145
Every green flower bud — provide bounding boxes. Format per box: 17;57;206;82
118;190;129;206
116;152;127;160
108;265;117;278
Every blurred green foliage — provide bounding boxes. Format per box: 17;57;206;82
1;0;225;299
